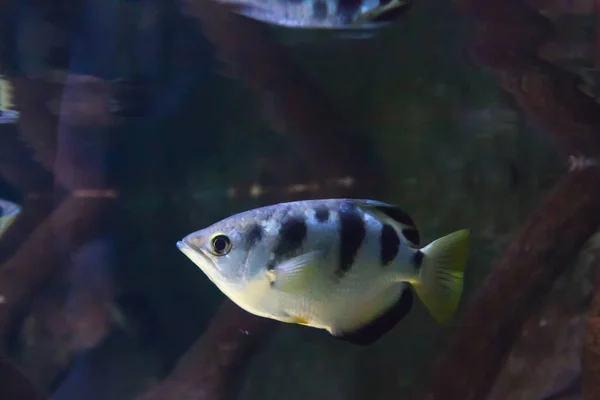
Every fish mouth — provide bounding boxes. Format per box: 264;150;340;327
177;239;214;269
177;239;226;286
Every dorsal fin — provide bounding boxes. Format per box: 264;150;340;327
353;200;420;247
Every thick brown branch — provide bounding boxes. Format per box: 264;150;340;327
463;0;600;158
135;300;277;400
182;0;379;184
420;167;600;400
0;355;46;400
0;195;111;346
583;252;600;399
11;77;61;174
0;129;55;265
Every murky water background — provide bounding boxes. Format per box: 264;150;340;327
1;0;599;399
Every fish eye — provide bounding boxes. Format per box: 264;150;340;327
210;234;232;256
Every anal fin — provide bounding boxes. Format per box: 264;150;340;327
332;287;413;346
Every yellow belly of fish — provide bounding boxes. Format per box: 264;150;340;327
220;271;406;335
267;278;406;335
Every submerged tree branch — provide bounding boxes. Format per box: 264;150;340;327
182;0;381;186
0;355;45;400
420;167;600;400
135;300;277;400
0;195;111;348
583;253;600;399
463;0;600;159
421;0;600;398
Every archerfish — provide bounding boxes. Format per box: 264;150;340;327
219;0;412;34
177;199;469;345
0;199;21;238
0;76;19;124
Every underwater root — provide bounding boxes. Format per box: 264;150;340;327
0;195;111;350
182;0;380;183
10;77;62;175
0;355;45;400
135;300;277;400
583;254;600;399
418;167;600;400
462;0;600;159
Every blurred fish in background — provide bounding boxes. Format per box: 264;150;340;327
0;199;21;238
216;0;413;36
0;76;19;124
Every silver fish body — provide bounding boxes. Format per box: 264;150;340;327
220;0;412;31
0;199;22;238
178;199;469;345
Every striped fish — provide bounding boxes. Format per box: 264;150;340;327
177;199;469;345
218;0;412;33
0;199;21;239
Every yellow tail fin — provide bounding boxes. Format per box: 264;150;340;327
413;229;470;324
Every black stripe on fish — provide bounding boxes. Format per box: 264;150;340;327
337;207;366;278
312;0;329;20
314;206;330;223
268;216;308;270
413;250;424;269
243;223;263;249
373;205;416;228
402;228;420;247
380;224;400;266
334;287;413;346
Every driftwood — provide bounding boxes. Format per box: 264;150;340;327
583;254;600;399
135;301;277;400
0;355;45;400
486;230;599;400
0;195;110;343
0;129;54;266
181;0;380;184
420;167;600;400
135;1;382;400
418;0;600;398
0;7;117;393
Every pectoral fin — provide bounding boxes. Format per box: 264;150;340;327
266;251;322;293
